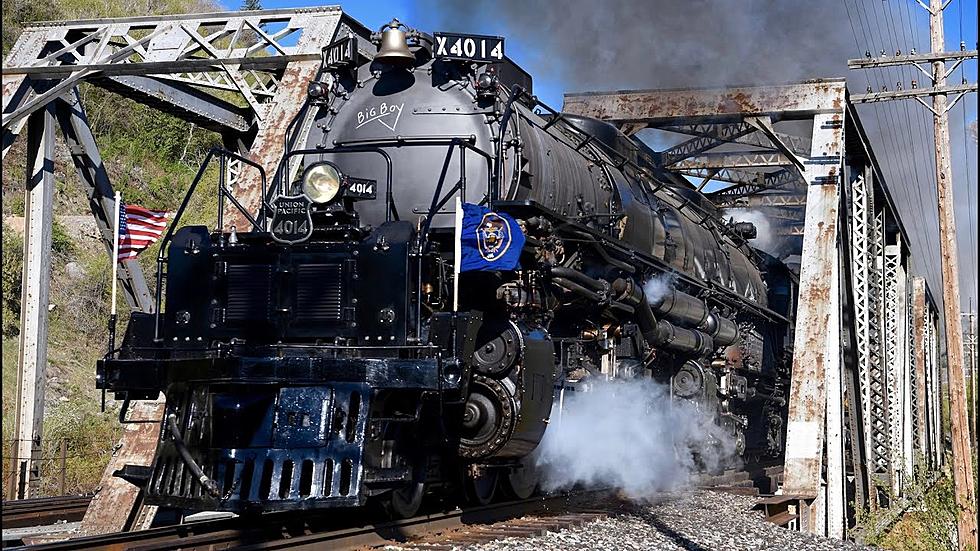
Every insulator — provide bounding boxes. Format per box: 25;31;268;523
865;50;872;58
880;49;886;57
911;79;918;89
896;81;903;90
867;85;873;93
910;47;917;55
895;49;901;56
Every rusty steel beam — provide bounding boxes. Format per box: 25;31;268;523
660;122;812;152
225;11;341;227
669;150;792;170
90;76;252;133
781;103;847;532
912;277;929;461
78;400;164;534
736;193;807;207
563;79;847;124
702;168;804;199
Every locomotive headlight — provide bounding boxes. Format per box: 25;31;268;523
303;163;342;204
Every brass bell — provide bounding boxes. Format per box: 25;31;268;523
376;19;415;67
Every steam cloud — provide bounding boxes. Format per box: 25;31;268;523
642;272;677;305
723;208;779;256
535;378;736;498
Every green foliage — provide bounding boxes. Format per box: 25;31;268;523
39;394;122;495
5;192;25;216
855;465;960;551
2;223;23;337
880;474;958;551
51;219;75;257
1;0;60;58
2;0;227;496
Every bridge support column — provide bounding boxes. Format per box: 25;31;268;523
781;108;846;537
8;104;56;500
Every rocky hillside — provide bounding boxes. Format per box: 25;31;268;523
1;0;225;495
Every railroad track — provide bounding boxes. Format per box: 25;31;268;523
2;496;93;530
6;490;611;551
7;461;787;550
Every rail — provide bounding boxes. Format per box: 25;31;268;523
9;490;610;551
2;495;93;530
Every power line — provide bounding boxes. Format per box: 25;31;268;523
849;0;934;288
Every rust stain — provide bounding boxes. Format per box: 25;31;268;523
224;16;337;230
78;399;165;535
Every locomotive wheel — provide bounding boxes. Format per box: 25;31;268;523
385;481;425;519
458;376;516;460
501;455;539;500
464;469;499;506
472;320;522;376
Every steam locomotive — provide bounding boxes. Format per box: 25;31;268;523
99;19;796;517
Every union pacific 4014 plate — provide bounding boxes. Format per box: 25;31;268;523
433;32;504;63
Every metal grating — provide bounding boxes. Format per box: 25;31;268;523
294;263;344;322
868;210;892;482
226;264;272;322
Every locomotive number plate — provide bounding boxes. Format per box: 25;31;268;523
322;35;357;70
270;195;313;244
344;176;377;200
433;32;504;63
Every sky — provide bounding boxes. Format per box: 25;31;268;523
241;0;977;315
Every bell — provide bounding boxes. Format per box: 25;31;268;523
376;20;415;66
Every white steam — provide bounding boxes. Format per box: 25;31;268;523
535;378;736;499
642;272;677;305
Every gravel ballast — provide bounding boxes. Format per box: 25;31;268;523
386;490;878;551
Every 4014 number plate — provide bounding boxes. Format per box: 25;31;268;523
433;32;504;63
270;194;313;244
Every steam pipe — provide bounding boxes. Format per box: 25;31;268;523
550;267;607;293
552;278;603;303
655;320;714;356
612;278;661;347
552;274;634;315
648;288;710;329
711;315;739;347
613;278;718;356
644;286;740;347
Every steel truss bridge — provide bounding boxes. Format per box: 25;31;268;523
0;6;954;541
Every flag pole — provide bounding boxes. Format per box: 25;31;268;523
453;197;462;312
111;191;120;320
103;191;121;412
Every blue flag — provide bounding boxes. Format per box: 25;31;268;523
456;202;525;272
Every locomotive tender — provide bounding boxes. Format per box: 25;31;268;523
99;18;797;516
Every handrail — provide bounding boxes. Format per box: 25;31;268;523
153;148;267;342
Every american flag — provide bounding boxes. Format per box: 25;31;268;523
117;203;170;261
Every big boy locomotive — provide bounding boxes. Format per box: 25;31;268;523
99;18;796;516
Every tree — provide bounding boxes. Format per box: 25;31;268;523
242;0;261;10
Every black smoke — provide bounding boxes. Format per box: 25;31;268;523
418;0;855;91
418;0;977;316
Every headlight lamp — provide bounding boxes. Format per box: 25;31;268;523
303;164;342;204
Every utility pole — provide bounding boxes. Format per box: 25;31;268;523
963;308;977;448
848;1;978;549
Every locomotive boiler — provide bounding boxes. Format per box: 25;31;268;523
99;18;796;516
